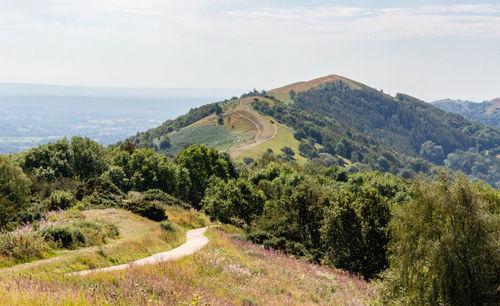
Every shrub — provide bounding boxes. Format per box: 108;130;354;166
46;190;75;211
39;225;86;249
72;221;119;245
0;230;49;262
159;220;177;232
123;199;168;221
143;189;190;209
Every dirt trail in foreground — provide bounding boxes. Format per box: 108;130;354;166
68;227;208;276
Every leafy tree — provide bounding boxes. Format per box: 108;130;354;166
321;187;391;279
18;138;72;180
102;166;129;191
256;181;324;259
175;145;235;206
383;173;500;304
70;136;110;180
202;178;265;226
0;155;32;230
420;140;444;164
159;137;171;150
128;148;178;194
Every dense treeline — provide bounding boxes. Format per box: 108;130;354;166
1;139;499;304
285;82;500;186
252;96;436;180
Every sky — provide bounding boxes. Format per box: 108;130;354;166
0;0;499;101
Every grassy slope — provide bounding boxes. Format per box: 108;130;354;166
0;207;208;277
0;227;377;305
165;96;306;162
160;124;241;156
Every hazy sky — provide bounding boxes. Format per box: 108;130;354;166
1;0;499;101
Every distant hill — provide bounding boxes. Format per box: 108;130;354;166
125;75;500;186
432;98;500;127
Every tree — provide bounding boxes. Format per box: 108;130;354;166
383;173;500;304
128;148;178;194
280;146;295;161
0;156;32;229
70;136;109;180
202;178;265;226
159;137;171;150
420;140;444;164
175;145;235;207
321;187;391;279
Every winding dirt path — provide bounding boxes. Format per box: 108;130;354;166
68;227;209;276
229;100;278;159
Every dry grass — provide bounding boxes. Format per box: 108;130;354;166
0;208;191;277
0;227;377;305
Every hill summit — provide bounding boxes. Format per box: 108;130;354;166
126;75;500;186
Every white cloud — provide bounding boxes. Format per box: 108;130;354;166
225;4;500;40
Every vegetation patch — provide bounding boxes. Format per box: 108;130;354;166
0;227;376;305
160;124;240;156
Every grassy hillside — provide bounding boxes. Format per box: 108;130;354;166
0;226;377;305
0;207;208;277
125;75;500;186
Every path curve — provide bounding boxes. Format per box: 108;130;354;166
68;227;209;276
229;101;278;159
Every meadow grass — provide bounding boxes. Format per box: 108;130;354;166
0;207;205;277
238;122;307;163
0;226;377;305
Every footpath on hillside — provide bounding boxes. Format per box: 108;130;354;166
68;227;209;276
228;99;278;159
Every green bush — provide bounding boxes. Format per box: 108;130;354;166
159;220;177;232
0;230;49;262
143;189;190;209
39;225;86;249
123;199;168;221
72;221;119;245
46;190;75;211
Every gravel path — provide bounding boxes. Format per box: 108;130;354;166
68;227;209;276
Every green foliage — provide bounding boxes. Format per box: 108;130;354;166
127;148;179;193
383;173;500;304
143;189;190;209
39;225;87;249
202;178;265;226
17;136;109;181
0;155;32;230
46;190;75;211
0;230;49;263
159;220;177;232
445;148;500;187
101;166;129;191
321;188;391;279
71;221;119;245
176;145;236;206
70;136;110;180
124;101;226;148
122;199;168;222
